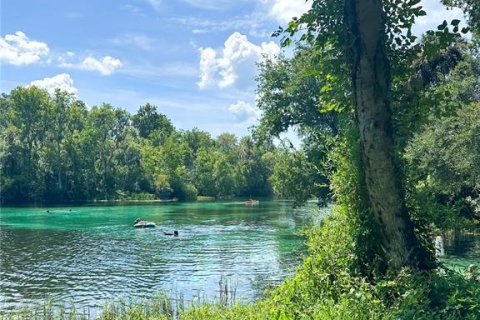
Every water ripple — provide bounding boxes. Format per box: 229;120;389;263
0;201;311;312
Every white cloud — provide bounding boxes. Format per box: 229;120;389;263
29;73;77;95
148;0;162;12
121;4;143;15
59;55;123;75
198;47;219;88
57;56;73;68
228;100;261;123
111;34;154;51
0;31;50;66
180;0;253;10
198;32;280;90
166;16;257;34
269;0;312;24
81;56;122;75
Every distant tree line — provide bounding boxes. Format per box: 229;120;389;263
0;87;327;205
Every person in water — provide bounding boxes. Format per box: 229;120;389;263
164;230;179;236
134;218;143;225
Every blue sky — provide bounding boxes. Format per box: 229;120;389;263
0;0;465;138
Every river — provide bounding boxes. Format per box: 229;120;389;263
1;201;478;314
0;200;324;312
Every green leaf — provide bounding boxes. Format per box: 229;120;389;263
451;19;460;26
437;20;448;30
287;20;298;30
281;38;292;47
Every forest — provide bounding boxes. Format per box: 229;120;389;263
0;90;327;204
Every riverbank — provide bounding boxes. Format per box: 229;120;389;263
0;199;177;208
0;196;282;207
92;198;178;204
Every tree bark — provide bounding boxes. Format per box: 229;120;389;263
346;0;428;270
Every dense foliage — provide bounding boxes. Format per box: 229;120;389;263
0;87;310;204
257;0;480;269
251;0;480;318
405;102;480;229
255;48;339;206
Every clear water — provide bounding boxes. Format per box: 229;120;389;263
442;233;480;272
0;201;324;312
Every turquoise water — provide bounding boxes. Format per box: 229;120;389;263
0;201;324;312
442;233;480;272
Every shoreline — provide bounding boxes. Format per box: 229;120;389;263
0;198;179;208
0;197;287;208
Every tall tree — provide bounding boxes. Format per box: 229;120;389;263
405;102;480;229
88;104;129;198
273;0;462;271
50;90;72;195
269;147;319;205
132;103;174;144
6;86;51;201
345;0;427;269
235;136;274;198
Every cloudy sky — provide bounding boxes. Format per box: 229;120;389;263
0;0;464;138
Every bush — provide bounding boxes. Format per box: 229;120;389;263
405;103;480;230
180;183;198;201
255;208;480;320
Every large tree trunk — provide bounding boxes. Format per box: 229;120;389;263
346;0;428;270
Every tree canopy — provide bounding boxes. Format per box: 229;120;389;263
0;88;305;204
256;0;480;274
